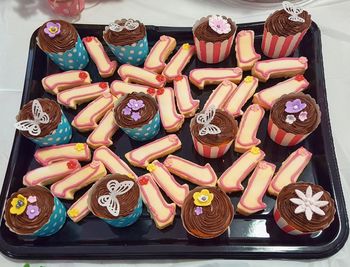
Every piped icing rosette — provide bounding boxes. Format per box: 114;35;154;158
181;187;234;239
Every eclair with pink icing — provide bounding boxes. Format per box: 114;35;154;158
235;30;261;71
203;80;237;110
110;80;156;98
173;75;199;118
67;189;91;223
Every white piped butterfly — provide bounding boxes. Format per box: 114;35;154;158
282;1;305;23
108;19;140;32
14;99;50;136
196;105;221;136
97;180;134;217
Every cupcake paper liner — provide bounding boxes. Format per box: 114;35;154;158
29;112;72;147
192;16;236;64
191;134;233;158
261;27;308;58
105;35;148;66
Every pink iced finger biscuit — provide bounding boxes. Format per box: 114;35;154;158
189;67;243;89
234;104;265;153
87;110;118;149
72;92;116;132
235;30;261;71
137;174;176;229
252;57;308;82
144;35;177;73
67;189;91;223
118;64;166;88
93;146;137;178
253;75;309;110
83;36;117;78
163;155;217;187
148;160;189;207
162;43;195;81
173;75;199;117
125;134;182;168
34;143;91;166
57;82;110;109
110;80;156;98
237;161;276;216
42;70;91;95
268;147;312;196
156;87;185;132
203;80;237;110
223;76;258;117
217;147;265;193
23;159;81;186
51;160;107;200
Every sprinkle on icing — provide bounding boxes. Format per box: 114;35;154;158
68;208;79;218
75;143;85;151
44;22;61;38
146;163;156;172
285;99;306;113
122;99;145;122
194;206;203;215
138;176;149;185
250;146;260;155
299;111;308;121
208;15;231;34
10;194;27;215
193;189;214;207
285;114;297;124
26;205;40;219
244;76;254;83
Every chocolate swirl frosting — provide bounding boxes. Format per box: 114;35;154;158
5;186;54;235
190;109;238;146
17;98;62;138
271;93;321;135
277;183;336;233
265;9;312;37
114;92;158;129
88;174;140;220
181;187;234;239
194;16;236;42
103;19;146;46
37;20;78;53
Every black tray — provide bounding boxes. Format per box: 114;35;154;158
0;22;348;260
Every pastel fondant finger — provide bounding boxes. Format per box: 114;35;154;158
173;75;199;117
203;80;237;110
110;80;156;98
67;189;91;223
163;155;217;186
235;30;261;71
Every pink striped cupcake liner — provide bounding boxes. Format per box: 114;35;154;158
191;134;233;158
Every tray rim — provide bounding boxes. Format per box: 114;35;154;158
0;21;348;260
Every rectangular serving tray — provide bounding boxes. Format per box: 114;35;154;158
0;22;348;260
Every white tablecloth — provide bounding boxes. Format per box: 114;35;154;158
0;0;349;266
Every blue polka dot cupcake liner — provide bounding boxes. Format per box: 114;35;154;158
45;36;89;71
121;112;160;141
33;197;66;237
101;196;143;228
29;112;72;147
106;35;149;66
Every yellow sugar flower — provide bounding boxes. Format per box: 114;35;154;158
193;189;214;207
244;76;254;83
74;143;85;151
182;43;190;50
127;173;135;179
10;194;28;215
146;163;156;173
68;208;79;218
250;146;260;155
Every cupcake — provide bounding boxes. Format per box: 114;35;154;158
103;19;149;66
268;92;321;146
190;106;238;158
274;182;336;235
88;174;142;227
114;92;160;141
4;186;66;237
37;20;89;70
193;15;237;64
261;1;312;58
181;187;234;239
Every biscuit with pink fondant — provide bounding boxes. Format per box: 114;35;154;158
203;80;237;110
173;75;199;117
110;80;156;98
235;30;261;71
67;189;91;223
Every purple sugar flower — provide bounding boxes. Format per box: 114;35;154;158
131;112;141;121
122;106;132;115
127;99;144;111
26;205;40;219
194;206;203;216
44;22;61;38
285;99;307;113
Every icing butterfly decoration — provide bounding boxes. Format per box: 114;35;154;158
14;99;50;136
282;1;305;23
98;180;134;217
108;19;140;32
196;105;221;136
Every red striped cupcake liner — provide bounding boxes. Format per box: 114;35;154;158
191;134;233;158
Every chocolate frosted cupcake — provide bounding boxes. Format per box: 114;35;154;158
37;20;89;70
268;92;321;146
262;1;312;58
103;19;149;65
181;187;234;239
114;92;160;141
15;98;72;147
274;182;336;235
190;106;238;158
4;186;66;237
193;15;237;63
88;174;142;227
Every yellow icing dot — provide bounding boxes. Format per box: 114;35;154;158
146;163;156;173
182;43;190;50
127;173;135;179
193;189;214;207
250;146;260;155
10;194;27;215
74;143;85;151
244;76;254;83
68;208;79;218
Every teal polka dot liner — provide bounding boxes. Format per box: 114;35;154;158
106;35;149;66
28;112;72;147
121;111;160;141
33;197;66;237
45;36;89;71
102;196;143;228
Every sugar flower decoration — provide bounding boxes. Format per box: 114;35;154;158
146;163;156;172
68;208;79;218
122;106;132;115
44;22;61;38
193;189;214;207
26;205;40;220
196;105;221;136
250;146;260;155
27;196;37;204
122;99;144;121
10;194;28;215
194;206;203;216
128;99;144;111
209;15;231;34
290;186;329;221
282;1;305;23
285;99;307;113
244;76;254;83
299;111;308;121
138;176;149;186
74;143;85;151
131;112;141;121
285;114;297;124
